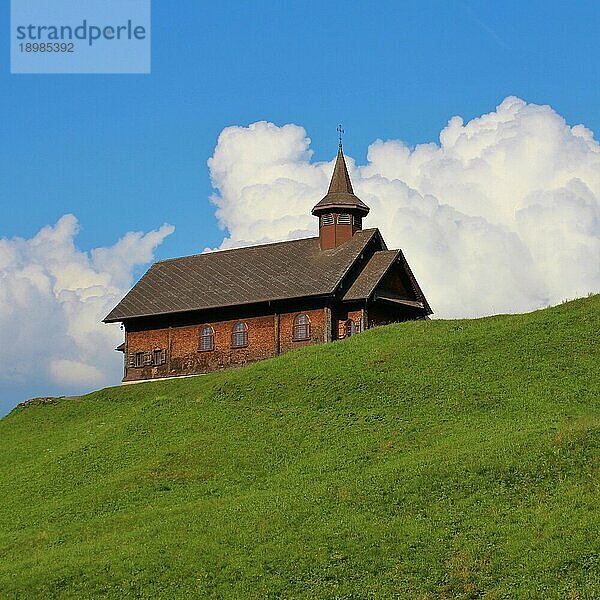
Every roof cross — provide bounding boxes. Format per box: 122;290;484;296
337;124;344;147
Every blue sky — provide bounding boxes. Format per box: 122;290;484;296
3;1;599;258
1;1;600;414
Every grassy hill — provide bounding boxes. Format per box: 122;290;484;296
1;296;599;599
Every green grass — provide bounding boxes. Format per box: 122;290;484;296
1;296;599;599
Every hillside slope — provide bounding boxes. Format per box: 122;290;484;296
1;296;599;599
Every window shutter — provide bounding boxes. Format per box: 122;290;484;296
127;353;135;368
161;349;167;365
153;349;165;366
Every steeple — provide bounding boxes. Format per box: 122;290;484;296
327;143;355;195
312;143;370;250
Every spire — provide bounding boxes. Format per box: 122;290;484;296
312;144;369;217
327;144;355;195
312;138;371;250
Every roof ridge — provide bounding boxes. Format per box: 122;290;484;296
153;229;380;265
154;234;320;265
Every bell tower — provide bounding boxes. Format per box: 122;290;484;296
312;143;370;250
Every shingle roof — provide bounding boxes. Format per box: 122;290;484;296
342;249;433;315
342;250;400;301
104;229;381;322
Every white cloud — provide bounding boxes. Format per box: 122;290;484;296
49;359;105;388
0;215;173;390
208;98;600;317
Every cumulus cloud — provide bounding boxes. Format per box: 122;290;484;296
208;98;600;317
0;215;173;391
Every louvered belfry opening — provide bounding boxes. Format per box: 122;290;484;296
312;144;370;250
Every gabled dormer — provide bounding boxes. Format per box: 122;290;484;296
312;144;370;250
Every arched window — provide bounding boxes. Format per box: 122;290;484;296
293;314;311;341
231;321;248;348
347;319;356;337
199;325;214;352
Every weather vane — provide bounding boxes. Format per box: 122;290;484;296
337;124;344;147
